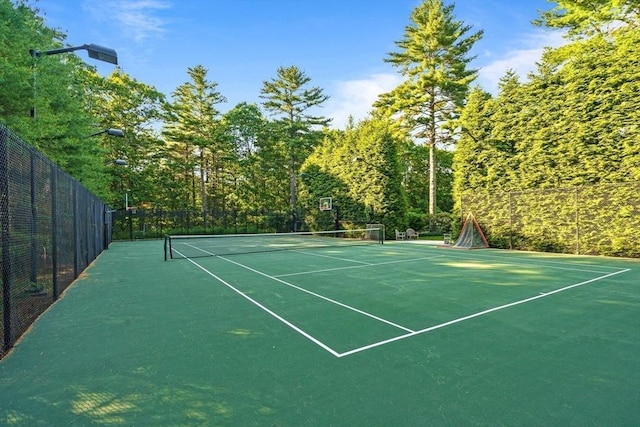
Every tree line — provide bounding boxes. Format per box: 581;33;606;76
1;0;637;239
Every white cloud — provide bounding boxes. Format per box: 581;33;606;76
325;73;402;129
324;31;567;128
477;30;566;94
83;0;171;43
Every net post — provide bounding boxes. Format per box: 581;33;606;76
164;235;172;261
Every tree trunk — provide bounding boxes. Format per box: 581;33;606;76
289;154;297;231
429;142;436;216
200;151;207;229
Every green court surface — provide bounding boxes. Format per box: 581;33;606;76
1;239;638;426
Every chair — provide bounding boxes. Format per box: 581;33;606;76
395;229;406;240
406;228;419;240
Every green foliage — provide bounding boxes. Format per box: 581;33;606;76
453;4;638;256
375;0;482;214
533;0;638;39
87;69;167;204
0;0;124;198
402;143;454;213
162;65;228;223
455;6;639;192
406;210;453;234
460;182;640;257
1;0;454;245
299;117;408;237
260;66;330;229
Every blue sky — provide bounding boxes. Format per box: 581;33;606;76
35;0;566;128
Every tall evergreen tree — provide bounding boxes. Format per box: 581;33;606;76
162;65;227;225
487;72;524;189
374;0;482;217
452;86;495;194
260;66;330;230
221;103;268;212
455;0;639;196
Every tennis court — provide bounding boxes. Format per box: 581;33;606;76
1;236;638;425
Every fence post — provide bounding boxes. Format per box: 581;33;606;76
128;208;133;241
509;191;514;250
1;126;13;352
51;166;59;300
73;185;79;278
575;186;580;255
30;150;38;283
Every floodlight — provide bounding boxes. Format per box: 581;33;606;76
87;128;125;138
30;43;118;65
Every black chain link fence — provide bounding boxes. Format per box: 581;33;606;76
112;209;301;240
460;182;640;257
1;125;112;358
111;207;376;241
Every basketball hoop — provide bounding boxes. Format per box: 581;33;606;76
319;197;332;211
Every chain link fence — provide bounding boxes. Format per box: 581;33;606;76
1;125;112;358
112;208;296;240
111;207;376;241
460;181;640;257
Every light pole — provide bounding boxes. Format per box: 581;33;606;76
29;43;118;118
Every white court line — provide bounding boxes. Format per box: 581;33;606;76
276;255;444;277
174;249;342;357
218;255;415;333
336;268;631;358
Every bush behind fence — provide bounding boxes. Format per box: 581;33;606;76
460;181;640;258
0;125;111;358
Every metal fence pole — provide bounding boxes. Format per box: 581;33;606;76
509;191;514;250
73;185;79;278
51;166;59;300
128;209;133;241
575;186;580;255
30;151;38;283
103;207;109;250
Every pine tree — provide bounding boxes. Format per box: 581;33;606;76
260;66;330;231
452;86;494;194
162;65;227;224
375;0;482;216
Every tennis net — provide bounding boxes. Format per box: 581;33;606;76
164;228;383;260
